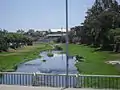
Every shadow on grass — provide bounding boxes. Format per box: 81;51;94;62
109;51;120;54
94;48;112;51
82;44;113;52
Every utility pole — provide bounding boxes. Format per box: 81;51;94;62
61;27;63;43
65;0;69;88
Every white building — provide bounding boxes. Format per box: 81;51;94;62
50;28;70;32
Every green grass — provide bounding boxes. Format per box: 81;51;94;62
0;43;52;71
62;44;120;75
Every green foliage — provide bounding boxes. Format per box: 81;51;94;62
0;29;33;52
47;52;54;57
110;28;120;36
54;45;63;50
69;0;120;52
54;36;66;43
75;55;84;62
23;29;47;41
42;60;46;62
38;55;41;58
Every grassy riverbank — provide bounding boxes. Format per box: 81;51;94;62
0;43;52;72
62;44;120;75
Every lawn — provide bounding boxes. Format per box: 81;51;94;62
0;43;52;72
62;44;120;75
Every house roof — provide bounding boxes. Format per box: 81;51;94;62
46;33;66;37
50;28;70;32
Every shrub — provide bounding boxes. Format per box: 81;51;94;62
47;53;54;57
54;45;63;50
75;55;84;62
42;60;46;62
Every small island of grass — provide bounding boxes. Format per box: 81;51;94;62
42;60;46;62
47;52;54;57
54;45;63;50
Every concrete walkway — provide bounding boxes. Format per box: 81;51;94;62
0;85;113;90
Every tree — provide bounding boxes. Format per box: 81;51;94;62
69;0;120;52
17;29;25;34
0;29;33;52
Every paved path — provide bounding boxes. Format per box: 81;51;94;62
0;85;112;90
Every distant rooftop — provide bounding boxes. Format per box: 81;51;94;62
50;28;70;32
46;33;66;37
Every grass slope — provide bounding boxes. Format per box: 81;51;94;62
62;44;120;75
0;43;52;71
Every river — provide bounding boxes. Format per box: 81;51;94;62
0;50;78;87
16;50;77;74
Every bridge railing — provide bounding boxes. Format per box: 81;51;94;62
77;74;120;89
0;72;120;89
0;72;33;86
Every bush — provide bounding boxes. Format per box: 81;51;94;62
0;40;9;52
47;53;54;57
75;55;84;62
42;60;46;62
54;45;63;50
13;65;18;70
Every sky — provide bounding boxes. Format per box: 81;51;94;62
0;0;95;32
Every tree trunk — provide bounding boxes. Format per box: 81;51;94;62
114;42;120;52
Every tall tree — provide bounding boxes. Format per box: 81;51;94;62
69;0;120;51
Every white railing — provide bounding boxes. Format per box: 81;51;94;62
0;72;120;89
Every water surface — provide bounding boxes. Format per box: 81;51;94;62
16;51;77;74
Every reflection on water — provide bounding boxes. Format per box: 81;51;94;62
16;51;77;74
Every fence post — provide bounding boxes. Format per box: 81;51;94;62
0;73;3;84
76;74;80;88
0;73;2;84
32;73;36;86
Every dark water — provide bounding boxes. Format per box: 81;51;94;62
0;51;78;87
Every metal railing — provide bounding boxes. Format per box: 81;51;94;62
33;73;76;88
0;72;120;89
0;72;33;86
77;75;120;89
